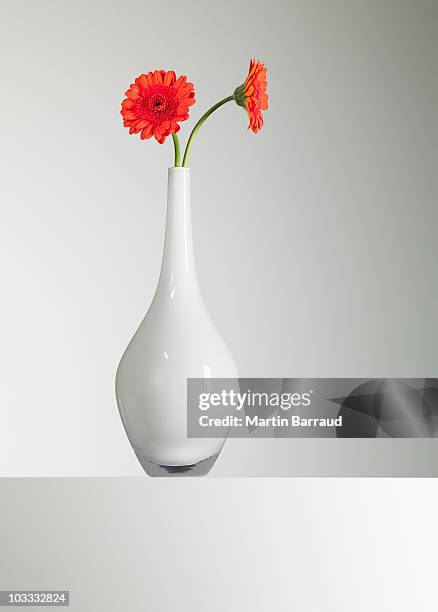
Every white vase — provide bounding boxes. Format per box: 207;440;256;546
116;167;238;476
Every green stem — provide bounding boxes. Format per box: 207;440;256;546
172;132;181;167
182;95;234;167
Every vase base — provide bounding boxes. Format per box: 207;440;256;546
136;453;220;477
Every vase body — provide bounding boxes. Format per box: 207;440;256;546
116;168;238;476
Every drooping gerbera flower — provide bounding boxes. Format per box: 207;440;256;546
121;70;196;144
234;59;268;133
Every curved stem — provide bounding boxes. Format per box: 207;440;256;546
182;95;234;167
172;132;181;167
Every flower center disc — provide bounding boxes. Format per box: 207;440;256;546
150;95;167;115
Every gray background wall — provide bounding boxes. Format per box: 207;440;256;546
1;1;438;609
1;0;437;477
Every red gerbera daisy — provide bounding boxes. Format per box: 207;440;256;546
234;59;268;133
121;70;196;144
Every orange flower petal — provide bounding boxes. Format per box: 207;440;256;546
135;119;149;129
140;74;149;88
153;70;164;85
145;72;154;87
141;124;154;139
164;70;176;86
174;75;187;89
125;89;138;101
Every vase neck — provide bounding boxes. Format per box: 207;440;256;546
156;168;198;295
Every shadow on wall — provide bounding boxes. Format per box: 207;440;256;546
331;379;438;438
